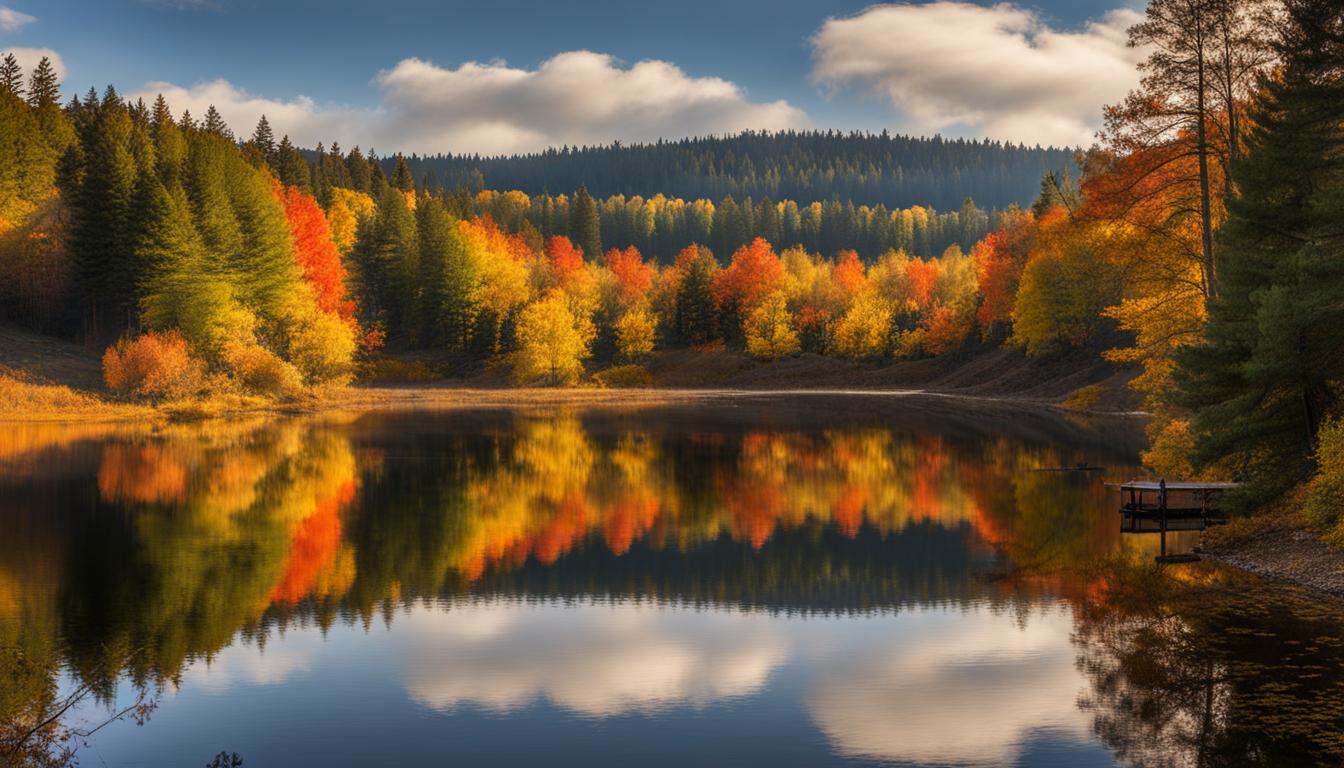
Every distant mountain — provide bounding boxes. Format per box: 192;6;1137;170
393;130;1077;211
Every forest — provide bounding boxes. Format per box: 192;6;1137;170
391;130;1078;211
0;0;1340;537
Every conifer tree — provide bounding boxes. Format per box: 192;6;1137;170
0;53;22;98
351;186;419;339
150;94;172;130
68;102;139;335
416;196;474;347
345;145;370;193
570;186;601;261
26;57;59;109
391;153;415;193
249;115;276;166
276;135;311;192
202;104;232;140
1177;0;1344;509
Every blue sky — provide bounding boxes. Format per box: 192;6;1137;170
1;0;1148;154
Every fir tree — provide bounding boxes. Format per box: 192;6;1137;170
249;115;276;166
26;57;59;109
391;153;415;193
150;94;172;131
345;145;370;193
569;185;602;261
1176;0;1344;510
276;135;311;192
202;104;232;140
416;196;474;347
0;53;22;99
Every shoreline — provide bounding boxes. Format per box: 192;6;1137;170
0;383;1147;425
1202;514;1344;600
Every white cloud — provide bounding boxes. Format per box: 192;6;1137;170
1;46;63;81
130;51;809;156
397;600;787;717
803;605;1093;765
0;5;35;33
810;2;1146;147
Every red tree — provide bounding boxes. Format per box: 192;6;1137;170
277;184;354;318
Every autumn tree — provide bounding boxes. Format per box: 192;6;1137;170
744;291;801;360
514;288;590;385
1176;0;1344;510
1101;0;1271;300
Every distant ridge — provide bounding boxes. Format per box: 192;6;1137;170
388;130;1077;211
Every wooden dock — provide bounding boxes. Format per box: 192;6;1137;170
1113;480;1239;562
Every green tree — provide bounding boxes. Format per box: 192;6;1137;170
25;57;59;109
416;196;475;348
0;53;21;99
247;114;276;167
1176;0;1344;510
391;154;415;193
351;187;420;340
569;186;602;261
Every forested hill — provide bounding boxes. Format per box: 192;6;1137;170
391;130;1078;211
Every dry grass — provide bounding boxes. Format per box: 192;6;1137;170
0;370;154;421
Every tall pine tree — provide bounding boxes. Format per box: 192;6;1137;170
1176;0;1344;509
569;186;601;261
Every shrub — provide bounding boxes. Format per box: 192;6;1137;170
102;331;206;400
220;339;304;397
1305;419;1344;544
593;364;654;388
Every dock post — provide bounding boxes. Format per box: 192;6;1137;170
1159;478;1167;557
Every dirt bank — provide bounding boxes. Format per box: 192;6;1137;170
1202;511;1344;599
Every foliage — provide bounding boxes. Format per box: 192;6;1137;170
102;330;205;400
614;304;657;361
1305;420;1344;545
833;291;892;360
744;292;801;360
513;289;590;385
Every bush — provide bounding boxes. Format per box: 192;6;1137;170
102;331;206;400
1305;419;1344;544
220;339;304;397
593;364;654;388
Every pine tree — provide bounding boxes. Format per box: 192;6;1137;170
150;94;172;130
276;135;311;192
0;53;22;99
1176;0;1344;510
67;103;139;336
416;196;474;347
570;186;601;261
391;153;415;193
351;187;419;339
249;115;276;166
136;179;237;354
345;145;370;193
26;57;59;109
202;104;232;140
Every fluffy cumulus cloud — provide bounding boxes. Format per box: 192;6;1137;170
0;5;35;33
810;2;1146;147
131;51;808;156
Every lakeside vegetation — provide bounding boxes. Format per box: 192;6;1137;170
0;2;1340;538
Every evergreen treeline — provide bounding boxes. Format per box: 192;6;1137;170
385;130;1077;212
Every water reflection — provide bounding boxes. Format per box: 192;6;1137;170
0;400;1341;766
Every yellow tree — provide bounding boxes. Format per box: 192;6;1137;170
745;291;801;360
833;291;893;360
614;303;657;361
514;289;590;385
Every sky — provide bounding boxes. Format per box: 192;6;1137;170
0;0;1149;155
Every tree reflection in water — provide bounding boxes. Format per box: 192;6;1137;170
0;403;1339;766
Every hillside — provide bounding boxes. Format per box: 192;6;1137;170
393;130;1077;211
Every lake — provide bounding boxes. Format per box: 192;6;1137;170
2;395;1343;767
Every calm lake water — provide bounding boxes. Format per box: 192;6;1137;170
3;396;1343;767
